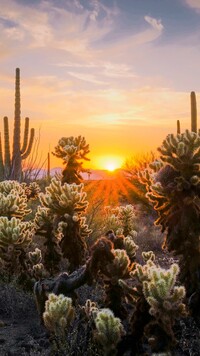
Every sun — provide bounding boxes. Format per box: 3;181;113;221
105;162;118;172
95;155;124;171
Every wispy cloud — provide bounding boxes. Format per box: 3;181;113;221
144;15;164;32
185;0;200;10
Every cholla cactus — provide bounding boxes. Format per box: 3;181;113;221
39;178;88;217
82;299;99;320
0;180;30;219
43;293;74;336
123;235;138;261
142;130;200;301
94;308;125;356
36;178;91;271
108;249;134;280
34;206;62;274
22;182;41;200
104;205;136;237
102;248;134;318
52;135;90;184
29;247;42;265
120;253;187;352
143;264;186;324
28;248;46;279
0;217;34;274
38;178;91;271
143;263;187;350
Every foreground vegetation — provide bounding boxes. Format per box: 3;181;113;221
1;87;200;355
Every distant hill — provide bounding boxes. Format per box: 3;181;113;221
26;167;121;181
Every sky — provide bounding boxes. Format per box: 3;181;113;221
0;0;200;170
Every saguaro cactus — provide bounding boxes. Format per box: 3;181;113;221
0;68;35;181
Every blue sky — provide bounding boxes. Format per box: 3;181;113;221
0;0;200;169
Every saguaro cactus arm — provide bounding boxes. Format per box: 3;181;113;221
177;120;181;134
21;117;30;154
0;133;4;181
21;127;35;160
191;91;197;133
3;116;11;177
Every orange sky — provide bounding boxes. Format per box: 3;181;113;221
0;0;199;170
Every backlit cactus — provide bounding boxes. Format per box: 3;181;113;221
52;135;90;184
142;130;200;300
0;180;30;219
102;248;134;318
39;178;88;217
37;178;91;271
104;204;136;237
120;253;186;352
123;235;138;261
143;263;187;350
43;293;75;335
0;68;35;181
0;216;34;275
108;249;134;280
94;308;125;356
143;263;186;323
22;182;41;200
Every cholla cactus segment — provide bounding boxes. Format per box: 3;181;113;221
43;293;75;334
28;248;42;265
82;299;99;319
0;217;34;252
108;249;133;279
34;206;54;229
104;204;136;237
53;136;90;163
39;178;88;216
118;205;136;237
142;263;187;322
22;182;41;200
124;235;138;260
0;180;30;219
0;180;24;196
158;131;200;179
52;136;90;184
131;258;156;283
32;263;46;279
34;206;54;227
142;251;156;263
94;308;125;355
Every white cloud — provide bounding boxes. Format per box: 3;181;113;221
68;71;109;85
144;15;164;32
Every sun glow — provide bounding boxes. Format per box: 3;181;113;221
95;155;124;171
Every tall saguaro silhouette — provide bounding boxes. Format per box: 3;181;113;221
0;68;35;181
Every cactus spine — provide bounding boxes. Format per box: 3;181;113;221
191;91;197;133
0;68;35;181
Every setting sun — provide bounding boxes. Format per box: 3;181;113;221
106;163;117;172
95;155;124;171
